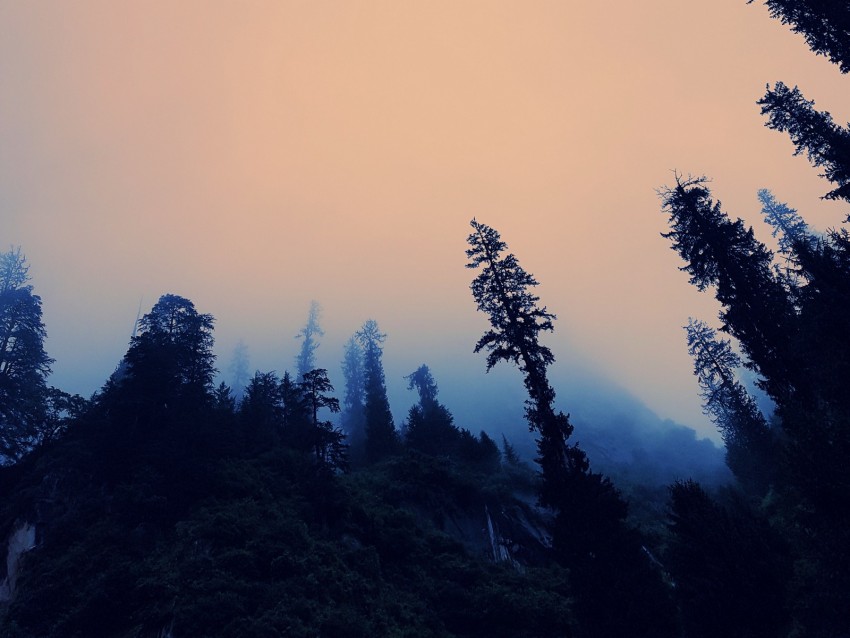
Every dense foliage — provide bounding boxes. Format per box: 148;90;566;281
658;3;850;634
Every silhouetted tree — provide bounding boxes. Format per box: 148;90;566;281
404;364;459;456
758;189;816;256
749;0;850;73
685;318;776;494
0;248;54;464
40;387;88;447
295;301;324;379
119;294;217;417
299;368;347;472
340;335;366;453
356;320;398;462
663;11;850;624
501;434;521;467
465;219;575;496
660;176;798;404
758;82;850;202
466;219;675;637
280;370;310;451
239;371;283;451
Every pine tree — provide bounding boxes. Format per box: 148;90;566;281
685;318;776;494
660;176;797;404
355;320;398;462
0;248;54;464
758;189;814;255
299;368;347;471
749;0;850;73
295;301;324;379
280;370;310;451
758;82;850;202
119;294;217;419
340;335;366;453
403;364;459;456
239;371;283;450
228;340;251;401
465;219;576;499
466;220;675;637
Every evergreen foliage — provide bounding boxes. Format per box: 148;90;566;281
757;189;815;256
299;368;348;472
666;480;792;638
404;364;460;456
0;248;55;464
660;6;850;629
749;0;850;73
340;335;366;451
466;219;676;637
355;320;398;463
295;301;324;379
685;318;776;494
758;82;850;202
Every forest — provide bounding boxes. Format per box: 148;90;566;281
2;2;850;637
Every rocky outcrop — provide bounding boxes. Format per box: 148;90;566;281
0;521;36;602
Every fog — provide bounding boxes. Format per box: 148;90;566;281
2;1;847;455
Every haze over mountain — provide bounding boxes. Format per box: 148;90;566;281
2;1;847;446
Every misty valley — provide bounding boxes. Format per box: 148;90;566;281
3;1;850;637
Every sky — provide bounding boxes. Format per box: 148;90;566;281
1;1;847;441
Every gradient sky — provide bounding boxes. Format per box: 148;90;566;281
1;1;847;440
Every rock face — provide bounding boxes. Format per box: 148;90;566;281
0;521;36;602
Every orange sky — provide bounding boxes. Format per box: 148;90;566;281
1;1;847;439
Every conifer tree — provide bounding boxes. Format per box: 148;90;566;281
355;320;398;462
757;189;815;256
466;219;675;637
0;248;55;464
685;318;776;494
228;340;251;401
465;219;573;496
403;364;458;456
758;82;850;202
280;370;310;450
340;335;366;451
749;0;850;73
661;12;850;613
295;301;324;379
120;294;217;416
239;371;283;450
660;176;798;404
299;368;347;471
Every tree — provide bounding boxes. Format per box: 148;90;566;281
340;335;366;451
239;371;283;451
660;176;798;404
758;189;815;256
685;318;776;494
355;320;398;462
295;301;324;379
749;0;850;73
466;219;581;505
403;364;459;456
758;82;850;202
116;294;217;425
661;5;850;629
299;368;347;472
228;340;251;401
466;220;675;637
0;247;54;464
